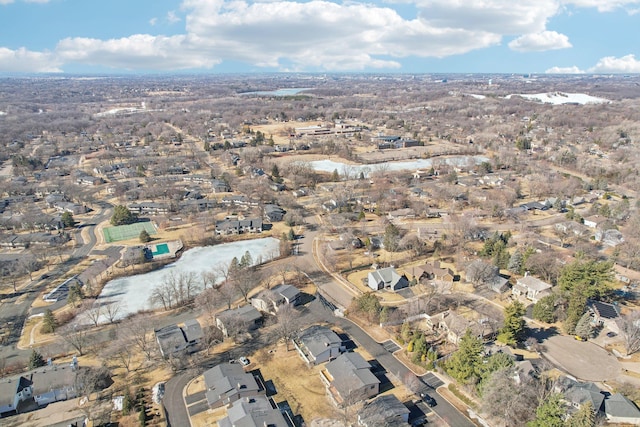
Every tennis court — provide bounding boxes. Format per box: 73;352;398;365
151;243;170;256
103;222;157;243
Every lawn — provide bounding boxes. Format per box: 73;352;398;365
103;221;157;243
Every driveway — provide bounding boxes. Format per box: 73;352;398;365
542;335;621;381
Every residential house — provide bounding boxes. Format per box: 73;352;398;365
408;261;455;283
293;325;345;365
583;215;607;229
264;204;286;222
216;305;262;337
367;267;409;292
605;393;640;425
465;259;509;293
128;202;170;216
321;352;380;406
358;394;410;427
203;363;263;409
438;311;493;345
587;300;621;333
555;376;605;415
0;362;101;417
512;274;552;303
155;319;203;358
211;179;231;193
250;284;300;314
218;395;289;427
595;229;625;247
272;283;300;306
53;201;87;215
215;218;263;235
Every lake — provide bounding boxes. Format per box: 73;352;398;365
239;87;311;96
93;237;280;322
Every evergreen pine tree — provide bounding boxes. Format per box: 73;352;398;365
28;349;46;369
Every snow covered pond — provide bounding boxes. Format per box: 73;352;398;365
309;155;489;177
93;237;280;322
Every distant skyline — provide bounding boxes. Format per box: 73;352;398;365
1;0;639;75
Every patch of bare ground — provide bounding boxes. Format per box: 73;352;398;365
253;342;336;421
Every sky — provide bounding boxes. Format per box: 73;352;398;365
0;0;639;75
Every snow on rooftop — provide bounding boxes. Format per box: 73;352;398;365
505;92;610;105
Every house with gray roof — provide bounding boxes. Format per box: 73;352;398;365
154;319;203;358
512;274;552;303
0;362;104;417
251;284;300;314
367;267;409;292
604;393;640;425
216;305;262;337
203;363;263;409
358;394;410;426
321;352;380;406
218;395;288;427
555;377;605;415
293;325;345;365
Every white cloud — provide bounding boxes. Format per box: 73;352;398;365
0;47;61;72
561;0;640;12
56;34;221;70
545;65;585;73
589;54;640;73
509;31;572;52
404;0;559;34
149;17;158;26
167;11;181;23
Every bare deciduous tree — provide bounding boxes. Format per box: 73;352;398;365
58;324;91;356
270;304;300;351
619;311;640;356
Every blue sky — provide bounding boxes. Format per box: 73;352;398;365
0;0;639;74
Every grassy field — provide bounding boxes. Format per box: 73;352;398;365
103;221;157;243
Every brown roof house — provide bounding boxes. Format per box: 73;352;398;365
408;261;455;283
511;274;552;303
437;311;495;345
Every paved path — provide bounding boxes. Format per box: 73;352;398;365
542;335;621;382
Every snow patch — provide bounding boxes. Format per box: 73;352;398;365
92;238;280;322
506;92;610;105
309;156;488;177
0;111;6;116
464;93;486;99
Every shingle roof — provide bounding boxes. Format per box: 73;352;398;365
605;393;640;418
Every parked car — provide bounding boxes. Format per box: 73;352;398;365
606;331;617;338
420;393;437;407
239;356;250;366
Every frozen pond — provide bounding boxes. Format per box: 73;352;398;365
240;87;311;96
93;237;280;322
309;156;489;177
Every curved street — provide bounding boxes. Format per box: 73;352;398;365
0;202;112;364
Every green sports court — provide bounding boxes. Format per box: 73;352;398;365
103;222;157;243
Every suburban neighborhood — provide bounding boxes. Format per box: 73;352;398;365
1;73;640;427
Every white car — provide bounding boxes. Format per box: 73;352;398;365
239;356;250;366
